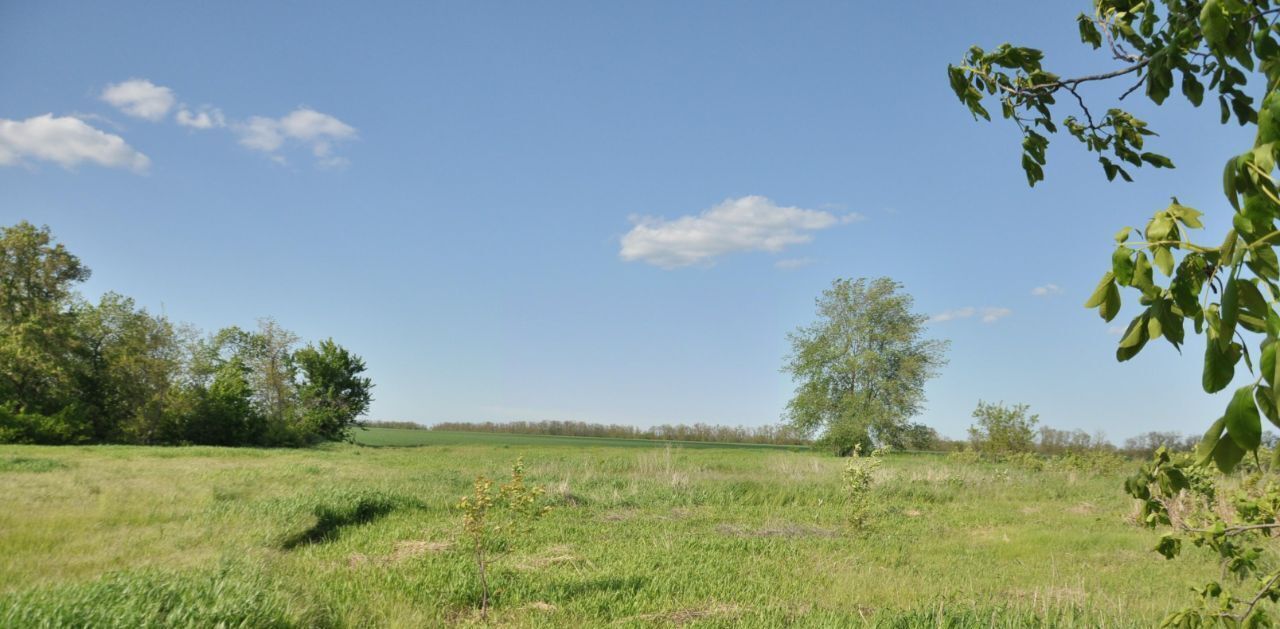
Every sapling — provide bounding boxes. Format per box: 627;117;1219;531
841;444;883;528
455;457;550;620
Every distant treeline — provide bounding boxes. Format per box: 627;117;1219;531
0;222;372;447
366;419;1212;457
423;420;813;446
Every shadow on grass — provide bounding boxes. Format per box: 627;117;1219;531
280;494;400;550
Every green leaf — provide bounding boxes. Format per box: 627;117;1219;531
1170;202;1204;229
1221;277;1240;347
1115;226;1133;243
1084;272;1114;308
1077;13;1102;48
1196;417;1227;465
1249;247;1280;280
1154;246;1175;277
1101;281;1121;321
1182;72;1205;107
1237;279;1270;331
1171;254;1207;317
1146;214;1175;242
1141;153;1174;169
1212;434;1247;473
1113;248;1135;285
1225;384;1262;452
1117;314;1149;361
1257;383;1280;429
1200;0;1230;47
1225;157;1241;211
1204;338;1238;393
1132;252;1156;296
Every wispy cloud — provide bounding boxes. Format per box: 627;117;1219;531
175;106;226;129
0;114;149;172
98;78;356;167
620;196;859;268
930;306;1012;324
1031;283;1062;297
235;108;356;167
101;79;175;121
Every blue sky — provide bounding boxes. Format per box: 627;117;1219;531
0;1;1257;440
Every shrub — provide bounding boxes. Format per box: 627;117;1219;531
968;401;1038;455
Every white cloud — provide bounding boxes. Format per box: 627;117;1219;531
237;116;284;152
619;196;858;268
930;306;1011;324
175;106;225;129
0;114;149;172
775;257;815;270
235;107;356;165
980;307;1013;323
101;79;175;121
1031;283;1062;297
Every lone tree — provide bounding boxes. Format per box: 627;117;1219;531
783;277;948;455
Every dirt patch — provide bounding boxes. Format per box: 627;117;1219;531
390;540;452;561
601;509;639;522
716;523;838;538
511;545;581;571
524;602;558;612
1067;502;1096;515
903;509;922;517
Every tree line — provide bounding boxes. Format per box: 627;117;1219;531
0;222;372;446
422;420;812;446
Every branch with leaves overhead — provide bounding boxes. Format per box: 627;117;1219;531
955;0;1280;625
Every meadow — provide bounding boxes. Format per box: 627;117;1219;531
0;428;1230;627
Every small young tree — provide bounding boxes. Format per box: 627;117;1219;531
968;401;1039;455
783;277;949;456
456;458;550;620
842;444;885;528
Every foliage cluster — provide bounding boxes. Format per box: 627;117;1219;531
968;401;1041;455
950;0;1280;474
1127;447;1280;626
0;221;372;446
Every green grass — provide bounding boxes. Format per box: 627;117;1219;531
353;426;808;451
0;436;1243;627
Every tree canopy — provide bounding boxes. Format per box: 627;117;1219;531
782;277;949;455
0;221;372;446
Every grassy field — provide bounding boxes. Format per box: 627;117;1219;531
0;433;1237;627
354;427;808;451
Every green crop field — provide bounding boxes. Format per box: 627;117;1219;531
353;427;809;451
0;434;1232;627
